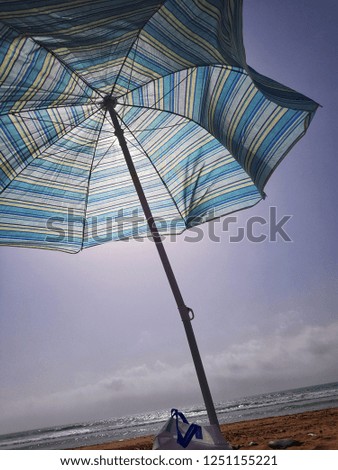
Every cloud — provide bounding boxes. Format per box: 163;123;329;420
0;360;197;433
205;320;338;395
274;309;305;333
1;320;337;434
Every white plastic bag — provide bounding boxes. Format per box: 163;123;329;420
152;409;232;450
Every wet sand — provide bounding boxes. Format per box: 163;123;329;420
76;407;338;450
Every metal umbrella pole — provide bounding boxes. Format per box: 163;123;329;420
105;96;219;428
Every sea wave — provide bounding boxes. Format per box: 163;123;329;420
0;381;337;450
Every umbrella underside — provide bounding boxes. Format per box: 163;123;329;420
0;0;318;252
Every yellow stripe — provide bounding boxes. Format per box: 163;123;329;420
80;57;124;76
0;37;27;84
120;57;162;82
0;241;77;252
155;131;214;176
0;152;16;179
40;154;91;171
169;157;235;193
16;175;86;193
0;225;79;235
15;55;56;111
180;179;254;216
141;31;193;69
159;7;224;62
195;0;222;22
245;107;289;171
0;199;81;214
189;70;197;117
55;7;154;36
226;82;257;143
146;126;211;165
208;68;232;133
169;153;237;191
50;73;80;108
9;116;40;156
55;30;136;56
0;0;98;18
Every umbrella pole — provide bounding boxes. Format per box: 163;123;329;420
107;102;220;428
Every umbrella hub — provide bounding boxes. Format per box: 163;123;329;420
102;95;118;111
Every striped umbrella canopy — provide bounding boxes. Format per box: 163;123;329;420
0;0;318;433
0;0;318;252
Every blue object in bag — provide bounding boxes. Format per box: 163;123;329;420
171;409;203;448
152;408;232;450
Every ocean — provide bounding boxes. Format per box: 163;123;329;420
0;381;337;450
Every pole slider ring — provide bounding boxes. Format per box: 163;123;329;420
188;308;195;321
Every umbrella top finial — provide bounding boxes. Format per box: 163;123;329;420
102;95;118;111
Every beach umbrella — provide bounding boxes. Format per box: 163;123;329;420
0;0;318;429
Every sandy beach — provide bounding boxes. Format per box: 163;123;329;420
76;407;338;450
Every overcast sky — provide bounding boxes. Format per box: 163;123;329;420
0;0;337;435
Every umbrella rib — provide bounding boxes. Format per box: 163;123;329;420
30;36;105;100
127;121;188;132
0;107;103;196
118;113;187;228
110;31;141;101
0;103;101;118
122;103;210;131
1;21;105;104
118;35;141;123
90;137;118;173
121;102;263;198
140;67;198;111
2;106;106;125
110;1;165;98
117;64;248;100
80;109;108;250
